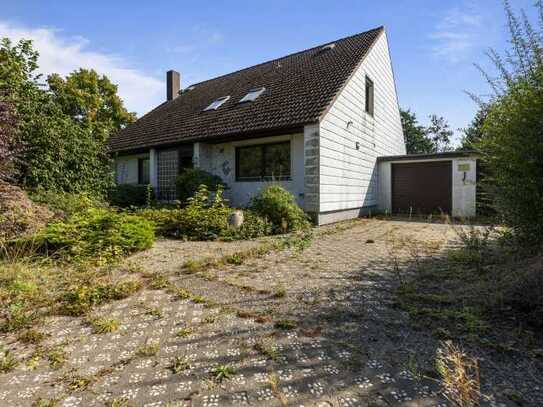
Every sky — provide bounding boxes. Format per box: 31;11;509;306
1;0;539;144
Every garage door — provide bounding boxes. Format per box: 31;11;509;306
392;161;452;214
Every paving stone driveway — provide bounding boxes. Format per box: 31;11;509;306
0;219;535;406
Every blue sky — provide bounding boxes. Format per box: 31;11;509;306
1;0;538;144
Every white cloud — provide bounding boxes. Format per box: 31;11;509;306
430;5;484;62
0;21;163;116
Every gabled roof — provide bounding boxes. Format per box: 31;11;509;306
110;26;384;153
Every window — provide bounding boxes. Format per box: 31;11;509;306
239;87;265;103
365;76;374;116
236;142;291;181
138;158;150;185
204;95;230;111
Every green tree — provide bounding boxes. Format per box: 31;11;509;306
459;107;488;151
474;0;543;245
0;38;130;195
47;69;135;141
400;109;433;154
426;115;452;152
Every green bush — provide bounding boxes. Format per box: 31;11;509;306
107;184;154;208
38;208;155;261
176;168;225;204
30;189;103;218
176;185;231;240
250;185;309;233
222;210;273;240
136;208;182;237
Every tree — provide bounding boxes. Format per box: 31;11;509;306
47;69;135;142
459;107;488;151
0;101;23;182
400;109;453;154
474;1;543;245
426;115;452;153
0;38;131;195
400;109;433;154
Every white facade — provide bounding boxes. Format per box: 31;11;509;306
195;133;305;208
378;156;478;218
317;31;405;223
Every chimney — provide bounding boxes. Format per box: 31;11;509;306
166;70;180;101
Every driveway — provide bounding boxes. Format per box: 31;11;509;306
0;219;539;406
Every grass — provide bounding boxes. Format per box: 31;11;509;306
274;319;297;330
45;347;66;369
273;286;287;298
136;342;160;357
175;327;193;337
88;317;120;334
169;355;190;373
436;341;481;407
0;257;142;333
17;328;46;344
211;364;235;382
254;339;281;361
0;347;18;372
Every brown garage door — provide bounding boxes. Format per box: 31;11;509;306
392;161;452;214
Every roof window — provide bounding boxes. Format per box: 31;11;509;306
320;43;336;52
239;87;266;103
204;95;230;111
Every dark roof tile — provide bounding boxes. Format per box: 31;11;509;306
110;27;383;152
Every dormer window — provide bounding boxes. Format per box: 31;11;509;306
239;87;266;103
204;95;230;111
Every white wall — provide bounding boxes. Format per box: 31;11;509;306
318;30;405;217
197;134;305;208
378;157;478;218
114;153;149;185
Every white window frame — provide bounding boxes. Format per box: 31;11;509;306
204;95;230;111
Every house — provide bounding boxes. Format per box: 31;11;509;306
110;26;478;224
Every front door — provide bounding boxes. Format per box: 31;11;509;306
157;145;193;201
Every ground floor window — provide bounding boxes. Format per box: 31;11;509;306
235;141;291;181
138;157;150;185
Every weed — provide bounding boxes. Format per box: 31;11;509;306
254;340;280;361
274;319;296;330
0;348;18;372
88;317;120;334
203;315;217;324
148;274;170;290
273;286;287;298
169;355;190;373
175;327;193;337
435;341;481;407
191;295;206;304
212;364;235;382
136;342;160;357
144;306;163;319
67;375;92;391
33;398;60;407
17;328;45;344
46;347;66;369
174;288;191;299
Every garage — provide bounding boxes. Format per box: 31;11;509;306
377;152;479;218
391;161;452;214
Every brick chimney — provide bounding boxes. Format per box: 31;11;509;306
166;70;180;101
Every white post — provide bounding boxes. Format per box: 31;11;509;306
149;148;158;190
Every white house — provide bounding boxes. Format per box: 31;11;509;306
110;26;478;223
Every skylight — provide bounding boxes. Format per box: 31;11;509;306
204;95;230;111
320;43;336;52
239;87;266;103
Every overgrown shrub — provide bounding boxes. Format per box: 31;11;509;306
176;185;231;240
176;168;225;204
107;184;154;208
222;210;273;240
30;189;103;218
136;208;182;237
250;185;309;233
37;208;155;261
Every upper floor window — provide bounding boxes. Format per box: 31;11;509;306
239;87;265;103
204;95;230;111
365;76;374;116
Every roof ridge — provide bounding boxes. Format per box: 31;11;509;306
185;26;384;89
